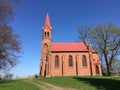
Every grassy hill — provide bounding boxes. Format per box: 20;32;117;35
0;76;120;90
0;79;40;90
37;76;120;90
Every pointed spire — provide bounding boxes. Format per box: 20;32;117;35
42;13;52;30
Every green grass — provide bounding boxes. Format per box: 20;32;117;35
36;76;120;90
0;79;40;90
0;76;120;90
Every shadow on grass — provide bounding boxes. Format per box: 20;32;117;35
0;80;14;84
74;77;120;90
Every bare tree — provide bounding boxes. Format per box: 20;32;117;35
0;0;21;75
90;23;120;75
76;25;93;76
0;25;21;69
77;23;120;76
76;25;91;42
0;0;14;25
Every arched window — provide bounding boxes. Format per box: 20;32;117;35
68;55;73;67
82;55;87;66
47;32;49;37
45;32;46;37
55;55;59;67
44;44;48;54
95;65;100;75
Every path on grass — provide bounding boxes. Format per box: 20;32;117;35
25;79;77;90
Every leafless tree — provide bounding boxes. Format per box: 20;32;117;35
0;0;21;75
77;23;120;76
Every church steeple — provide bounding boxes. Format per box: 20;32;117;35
42;13;52;40
42;13;52;30
40;13;52;77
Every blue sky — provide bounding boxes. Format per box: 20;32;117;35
11;0;120;77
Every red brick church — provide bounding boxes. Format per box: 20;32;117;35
40;13;102;77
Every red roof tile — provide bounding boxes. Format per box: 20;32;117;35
51;42;97;52
51;42;89;52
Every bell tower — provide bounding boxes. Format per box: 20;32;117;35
42;13;52;41
40;13;52;77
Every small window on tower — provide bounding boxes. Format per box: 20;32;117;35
45;32;46;37
44;44;48;54
47;32;49;37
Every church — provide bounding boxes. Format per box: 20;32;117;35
40;13;102;77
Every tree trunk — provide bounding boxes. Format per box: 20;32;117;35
106;61;111;76
104;54;111;76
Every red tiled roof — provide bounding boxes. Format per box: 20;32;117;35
52;42;89;52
